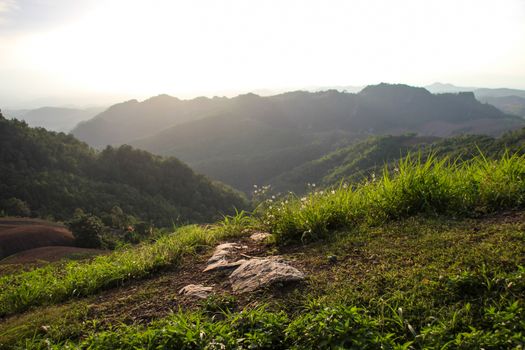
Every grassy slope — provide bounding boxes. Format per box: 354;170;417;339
0;154;524;349
1;214;523;349
270;129;525;194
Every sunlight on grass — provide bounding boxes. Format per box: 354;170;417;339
0;224;239;317
261;153;525;242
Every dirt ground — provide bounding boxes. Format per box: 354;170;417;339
0;246;105;265
85;235;293;325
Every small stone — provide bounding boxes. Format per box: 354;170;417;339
178;284;213;299
203;259;247;273
250;232;272;242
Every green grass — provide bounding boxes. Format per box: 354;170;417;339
11;216;525;349
0;224;243;317
2;153;525;349
261;153;525;242
2;214;524;349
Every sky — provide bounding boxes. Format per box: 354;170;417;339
0;0;524;108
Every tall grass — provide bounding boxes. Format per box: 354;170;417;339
262;153;525;242
0;225;233;317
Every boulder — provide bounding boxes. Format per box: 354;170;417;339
208;243;245;264
203;259;247;273
178;284;213;299
229;258;305;293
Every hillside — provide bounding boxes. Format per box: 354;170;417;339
270;129;525;193
425;83;525;117
479;95;525;117
71;95;232;147
3;106;104;132
0;218;74;260
0;112;247;225
114;84;522;192
426;82;525;99
0;154;523;349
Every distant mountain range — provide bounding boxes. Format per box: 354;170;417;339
425;82;525;98
425;82;525;117
71;83;524;192
3;106;105;132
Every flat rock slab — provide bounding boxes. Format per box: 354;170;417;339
208;243;246;264
178;284;213;299
250;232;272;242
229;258;305;293
203;259;246;273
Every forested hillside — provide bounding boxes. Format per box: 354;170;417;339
479;95;525;117
0;112;247;225
270;129;525;193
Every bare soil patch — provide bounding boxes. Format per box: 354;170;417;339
0;219;74;260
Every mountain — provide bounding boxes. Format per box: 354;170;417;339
424;82;476;94
0;112;247;225
271;129;525;193
71;95;232;147
3;107;104;132
426;82;525;99
474;88;525;99
72;84;523;192
477;95;525;117
425;83;525;118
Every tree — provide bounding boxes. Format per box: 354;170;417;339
67;213;105;248
1;197;31;217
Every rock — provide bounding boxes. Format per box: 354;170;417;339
208;243;244;264
203;259;247;272
327;255;338;264
178;284;213;299
215;243;241;251
250;232;272;242
229;258;305;293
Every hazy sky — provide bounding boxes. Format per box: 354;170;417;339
1;0;524;108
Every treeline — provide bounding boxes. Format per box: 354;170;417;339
0;112;247;226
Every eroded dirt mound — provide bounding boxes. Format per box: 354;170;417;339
0;246;104;265
0;220;74;260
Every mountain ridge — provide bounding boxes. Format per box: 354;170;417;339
71;83;524;192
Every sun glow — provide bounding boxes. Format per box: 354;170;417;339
1;0;525;104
